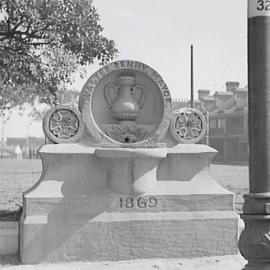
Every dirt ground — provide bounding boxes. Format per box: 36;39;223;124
0;159;248;214
210;164;248;213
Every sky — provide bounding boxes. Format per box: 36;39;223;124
2;0;247;138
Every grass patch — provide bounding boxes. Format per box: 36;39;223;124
0;159;249;218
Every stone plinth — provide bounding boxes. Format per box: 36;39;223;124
21;60;238;264
20;144;238;263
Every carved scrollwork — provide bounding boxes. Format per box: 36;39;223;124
170;107;207;144
43;105;84;143
104;124;154;144
239;216;270;261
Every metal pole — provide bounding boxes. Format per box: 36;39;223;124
238;1;270;269
205;111;209;146
26;122;29;159
1;117;4;158
191;44;194;108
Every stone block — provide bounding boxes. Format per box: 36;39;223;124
21;211;238;263
0;222;18;255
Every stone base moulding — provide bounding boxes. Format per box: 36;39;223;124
21;210;237;263
239;194;270;270
20;143;238;263
0;222;18;256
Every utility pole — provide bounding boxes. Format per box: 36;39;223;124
190;44;194;108
205;111;209;146
0;113;8;159
238;1;270;269
1;118;4;158
26;121;30;159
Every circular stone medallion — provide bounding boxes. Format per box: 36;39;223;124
170;107;207;144
43;105;84;143
79;60;172;146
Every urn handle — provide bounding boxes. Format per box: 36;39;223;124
104;83;118;108
133;84;145;108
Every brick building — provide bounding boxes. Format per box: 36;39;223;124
173;81;248;164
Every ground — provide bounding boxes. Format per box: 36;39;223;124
0;159;248;216
0;159;41;220
209;164;248;213
0;255;247;270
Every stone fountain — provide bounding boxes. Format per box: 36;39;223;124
20;60;238;263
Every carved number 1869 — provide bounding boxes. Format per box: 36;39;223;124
119;197;158;209
257;0;270;11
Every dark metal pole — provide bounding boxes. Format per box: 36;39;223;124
1;118;4;158
191;44;194;108
238;1;270;269
205;111;209;146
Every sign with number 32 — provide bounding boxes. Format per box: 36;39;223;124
249;0;270;18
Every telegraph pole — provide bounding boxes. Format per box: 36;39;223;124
205;111;209;146
238;1;270;269
1;118;4;158
190;44;194;108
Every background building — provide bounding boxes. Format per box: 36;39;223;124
0;83;248;163
173;81;248;164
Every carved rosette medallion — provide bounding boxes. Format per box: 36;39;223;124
170;107;206;144
43;105;84;143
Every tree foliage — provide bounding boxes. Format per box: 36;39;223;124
0;0;118;112
30;88;80;121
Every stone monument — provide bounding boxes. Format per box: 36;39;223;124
20;60;238;263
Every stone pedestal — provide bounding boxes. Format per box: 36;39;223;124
20;60;238;264
20;144;238;263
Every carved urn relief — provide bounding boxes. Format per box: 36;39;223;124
105;75;145;122
103;75;147;143
77;60;172;146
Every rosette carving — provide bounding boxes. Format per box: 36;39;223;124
50;110;78;138
43;105;84;143
170;107;206;144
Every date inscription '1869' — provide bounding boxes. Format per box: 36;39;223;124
120;197;158;209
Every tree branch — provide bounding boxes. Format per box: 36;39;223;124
28;42;51;46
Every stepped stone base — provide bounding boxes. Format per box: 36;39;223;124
20;180;238;263
21;210;237;263
20;144;238;264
